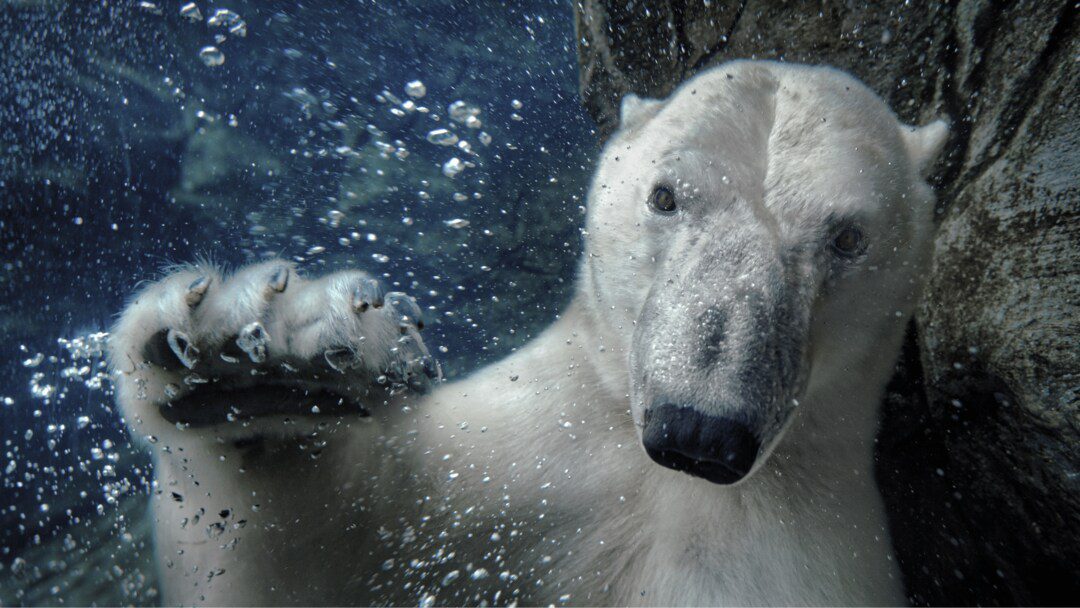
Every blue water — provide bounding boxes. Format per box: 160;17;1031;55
0;1;595;603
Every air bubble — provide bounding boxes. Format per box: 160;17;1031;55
199;46;225;67
179;2;202;21
404;80;427;99
426;129;459;146
442;157;465;178
207;8;242;27
441;569;460;586
447;100;481;126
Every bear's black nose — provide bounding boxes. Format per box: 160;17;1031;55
641;403;761;485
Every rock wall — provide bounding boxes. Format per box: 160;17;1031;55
573;1;1078;604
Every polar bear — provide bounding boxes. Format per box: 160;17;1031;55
109;61;948;606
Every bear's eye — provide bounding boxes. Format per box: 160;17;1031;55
648;185;677;214
831;226;865;258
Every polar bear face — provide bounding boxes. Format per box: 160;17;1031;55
582;61;947;485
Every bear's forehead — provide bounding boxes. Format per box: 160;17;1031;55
628;136;897;221
643;62;902;168
604;63;911;226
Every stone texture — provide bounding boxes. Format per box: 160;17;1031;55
574;1;1078;604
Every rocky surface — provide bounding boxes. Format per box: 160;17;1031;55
574;1;1078;605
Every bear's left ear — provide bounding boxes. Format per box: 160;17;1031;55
900;119;950;177
619;93;663;130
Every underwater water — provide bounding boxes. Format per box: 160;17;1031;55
0;1;595;604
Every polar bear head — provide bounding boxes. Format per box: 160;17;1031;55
581;61;948;485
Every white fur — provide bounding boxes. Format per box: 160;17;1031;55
110;61;945;606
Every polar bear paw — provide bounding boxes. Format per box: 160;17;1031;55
108;260;440;429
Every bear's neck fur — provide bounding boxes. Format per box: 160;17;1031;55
455;293;907;604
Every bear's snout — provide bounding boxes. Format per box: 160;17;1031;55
642;403;761;484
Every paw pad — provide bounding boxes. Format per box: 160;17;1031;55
236;322;270;363
386;292;425;330
166;329;200;369
352;278;385;312
324;347;362;373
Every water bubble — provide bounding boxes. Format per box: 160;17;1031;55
372;253;390;264
207;8;241;27
448;100;481;126
426;128;459;146
511;99;523;110
442;157;465;178
76;415;90;429
179;2;202;21
22;353;44;367
199;46;225;67
478;131;492;146
441;569;460;586
444;218;470;229
139;2;162;15
405;80;427;99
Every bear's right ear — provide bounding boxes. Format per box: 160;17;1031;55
900;119;950;178
619;93;663;130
